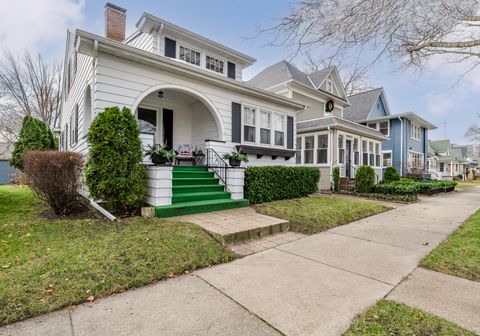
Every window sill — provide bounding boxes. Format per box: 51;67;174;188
236;144;296;160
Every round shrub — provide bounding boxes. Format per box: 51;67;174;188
355;165;375;193
10;116;56;170
85;106;145;214
333;166;340;192
383;166;400;183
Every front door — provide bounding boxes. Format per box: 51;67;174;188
346;140;352;179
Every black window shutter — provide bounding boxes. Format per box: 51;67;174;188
287;116;294;149
227;62;236;79
231;102;241;143
165;37;176;58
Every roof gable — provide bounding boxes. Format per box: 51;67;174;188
343;88;391;122
309;67;348;101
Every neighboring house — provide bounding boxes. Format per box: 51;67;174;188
0;142;15;184
428;140;467;180
343;88;437;176
248;61;387;190
59;3;305;212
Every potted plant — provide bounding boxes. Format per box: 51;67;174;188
223;151;248;167
145;144;174;165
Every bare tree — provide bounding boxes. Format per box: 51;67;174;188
303;52;374;95
263;0;480;72
0;50;61;143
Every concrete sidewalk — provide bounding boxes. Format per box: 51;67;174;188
2;188;479;336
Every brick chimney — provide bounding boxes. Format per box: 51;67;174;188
105;3;126;42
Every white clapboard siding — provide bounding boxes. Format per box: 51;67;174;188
126;32;154;52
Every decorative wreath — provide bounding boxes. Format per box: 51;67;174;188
325;99;335;113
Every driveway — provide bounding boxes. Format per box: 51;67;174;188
2;188;479;336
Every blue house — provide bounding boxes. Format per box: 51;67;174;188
344;88;437;176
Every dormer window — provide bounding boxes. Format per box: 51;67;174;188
206;56;224;74
179;45;200;66
326;79;333;93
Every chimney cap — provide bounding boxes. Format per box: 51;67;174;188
105;2;126;14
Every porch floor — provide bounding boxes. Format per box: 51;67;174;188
176;207;290;246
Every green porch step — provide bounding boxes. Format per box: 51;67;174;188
173;171;214;178
173;177;219;186
173;184;225;194
172;191;231;203
172;166;208;172
155;199;250;218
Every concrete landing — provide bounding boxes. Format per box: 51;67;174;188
177;207;289;245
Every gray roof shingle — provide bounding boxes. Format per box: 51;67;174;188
247;60;314;89
343;88;384;122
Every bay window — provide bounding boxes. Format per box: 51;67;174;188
369;141;374;166
408;151;423;168
179;45;200;66
317;134;328;164
274;114;285;146
296;137;302;164
338;134;345;164
362;140;368;165
353;138;360;165
260;111;271;144
243;106;256;142
304;136;314;164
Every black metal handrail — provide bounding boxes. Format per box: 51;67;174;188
204;148;228;188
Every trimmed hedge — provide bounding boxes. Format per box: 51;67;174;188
244;166;320;204
374;180;457;196
338;190;417;203
372;183;417;196
355;165;375;193
333;166;340;192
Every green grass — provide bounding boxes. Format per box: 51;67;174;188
345;300;476;336
455;180;480;191
421;209;480;282
255;195;391;235
0;185;235;326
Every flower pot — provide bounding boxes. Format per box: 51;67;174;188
151;155;170;165
229;158;241;167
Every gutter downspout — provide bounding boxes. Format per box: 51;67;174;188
398;116;403;176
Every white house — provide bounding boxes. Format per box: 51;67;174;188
248;61;386;190
59;3;305;215
428;140;466;180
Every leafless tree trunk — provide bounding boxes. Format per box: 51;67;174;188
262;0;480;72
0;50;61;143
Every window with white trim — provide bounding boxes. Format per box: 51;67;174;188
362;140;368;165
382;152;392;167
274;113;285;146
326;79;333;93
179;45;200;66
353;138;360;165
296;137;302;164
369;141;374;166
411;123;421;140
259;111;271;145
317;134;328;164
375;143;381;167
243;106;256;142
206;55;224;73
338;134;345;164
408;151;423;168
304;136;314;164
379;121;389;137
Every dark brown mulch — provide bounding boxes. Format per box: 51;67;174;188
40;201;99;220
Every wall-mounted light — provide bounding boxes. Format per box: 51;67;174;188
157;91;164;99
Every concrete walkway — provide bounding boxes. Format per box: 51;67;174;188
2;188;479;336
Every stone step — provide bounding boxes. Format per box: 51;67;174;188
155;199;249;218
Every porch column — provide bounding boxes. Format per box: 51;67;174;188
226;168;244;200
145;166;173;206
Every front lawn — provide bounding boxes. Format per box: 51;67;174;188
0;185;235;326
255;195;391;235
421;209;480;282
345;300;476;336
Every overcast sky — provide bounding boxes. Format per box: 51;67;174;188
0;0;477;144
